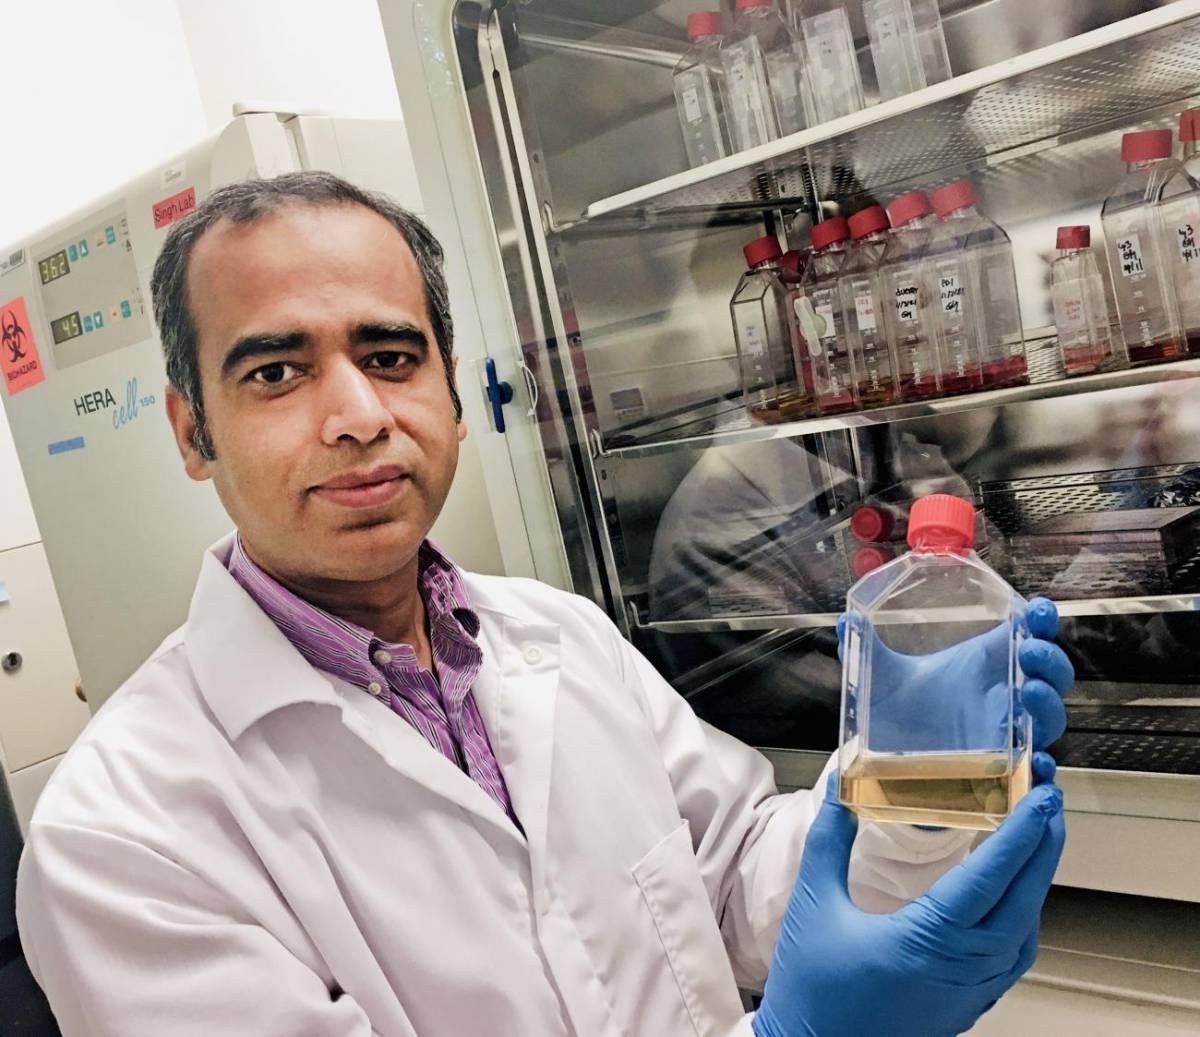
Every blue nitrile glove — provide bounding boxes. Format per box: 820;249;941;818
753;773;1066;1037
838;597;1073;759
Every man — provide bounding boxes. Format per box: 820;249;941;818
16;173;1071;1036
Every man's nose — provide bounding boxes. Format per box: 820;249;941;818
318;359;395;446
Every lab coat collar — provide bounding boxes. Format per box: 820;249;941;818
187;535;344;741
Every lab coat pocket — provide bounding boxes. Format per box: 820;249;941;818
632;821;742;1036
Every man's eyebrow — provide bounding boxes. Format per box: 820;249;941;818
221;332;308;378
351;322;429;352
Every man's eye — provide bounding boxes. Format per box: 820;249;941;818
248;361;300;385
365;351;415;372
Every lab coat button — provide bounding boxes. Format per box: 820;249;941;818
522;645;544;666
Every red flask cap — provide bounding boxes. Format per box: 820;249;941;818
907;494;976;551
1181;109;1200;144
886;191;932;228
736;0;772;8
687;12;723;38
931;179;978;218
1056;225;1091;250
1121;129;1173;163
848;206;889;240
852;546;893;578
850;506;894;543
743;236;782;268
811;217;850;251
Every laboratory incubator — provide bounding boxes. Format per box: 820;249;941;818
378;0;1200;920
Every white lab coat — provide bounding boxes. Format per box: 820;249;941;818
17;534;972;1037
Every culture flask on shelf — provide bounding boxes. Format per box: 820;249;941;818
878;191;942;400
731;236;811;423
795;3;865;123
839;206;899;406
790;217;856;413
673;12;730;168
1166;109;1200;355
839;494;1032;831
1051;225;1119;376
930;179;1027;390
721;0;807;152
1101;130;1186;365
863;0;953;102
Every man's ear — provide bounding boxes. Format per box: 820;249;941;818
451;353;467;443
165;386;213;481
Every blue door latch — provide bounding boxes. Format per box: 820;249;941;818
485;357;514;433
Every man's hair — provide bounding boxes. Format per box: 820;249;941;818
150;171;459;461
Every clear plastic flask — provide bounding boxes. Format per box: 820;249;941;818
840;206;899;406
721;0;807;151
796;4;865;123
790;217;856;413
930;179;1027;390
673;12;730;168
879;191;942;400
839;494;1031;831
863;0;952;102
731;236;811;423
1051;225;1118;376
1101;130;1186;365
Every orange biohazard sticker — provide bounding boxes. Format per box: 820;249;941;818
1;297;45;396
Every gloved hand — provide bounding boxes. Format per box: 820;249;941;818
839;597;1073;758
753;773;1066;1037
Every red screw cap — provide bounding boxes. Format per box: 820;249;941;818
743;236;782;268
1181;109;1200;144
736;0;772;8
1056;225;1091;250
687;12;723;38
811;217;850;252
850;506;894;543
886;190;933;228
931;179;979;218
1121;129;1173;163
848;205;889;240
907;494;976;551
852;546;893;578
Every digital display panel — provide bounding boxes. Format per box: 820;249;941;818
38;249;71;285
50;311;83;345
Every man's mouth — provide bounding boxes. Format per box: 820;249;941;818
312;465;411;509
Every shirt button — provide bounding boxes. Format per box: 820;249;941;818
522;644;543;666
367;681;385;697
373;650;393;666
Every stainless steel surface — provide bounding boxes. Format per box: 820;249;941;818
580;3;1200;221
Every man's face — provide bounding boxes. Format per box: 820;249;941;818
166;202;465;586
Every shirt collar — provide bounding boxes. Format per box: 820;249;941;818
225;533;481;688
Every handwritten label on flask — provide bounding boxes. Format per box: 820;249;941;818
853;282;878;331
895;281;919;323
1117;235;1146;277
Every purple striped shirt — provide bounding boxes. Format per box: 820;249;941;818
227;535;516;821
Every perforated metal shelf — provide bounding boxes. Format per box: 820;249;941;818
579;3;1200;223
601;341;1200;459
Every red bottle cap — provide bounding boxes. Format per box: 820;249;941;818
811;217;850;252
743;236;782;268
687;12;723;38
852;546;893;578
848;206;889;240
907;494;976;551
886;190;932;228
1181;109;1200;144
1121;129;1173;163
736;0;772;8
1056;225;1091;250
850;505;894;543
931;179;978;218
780;249;807;280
